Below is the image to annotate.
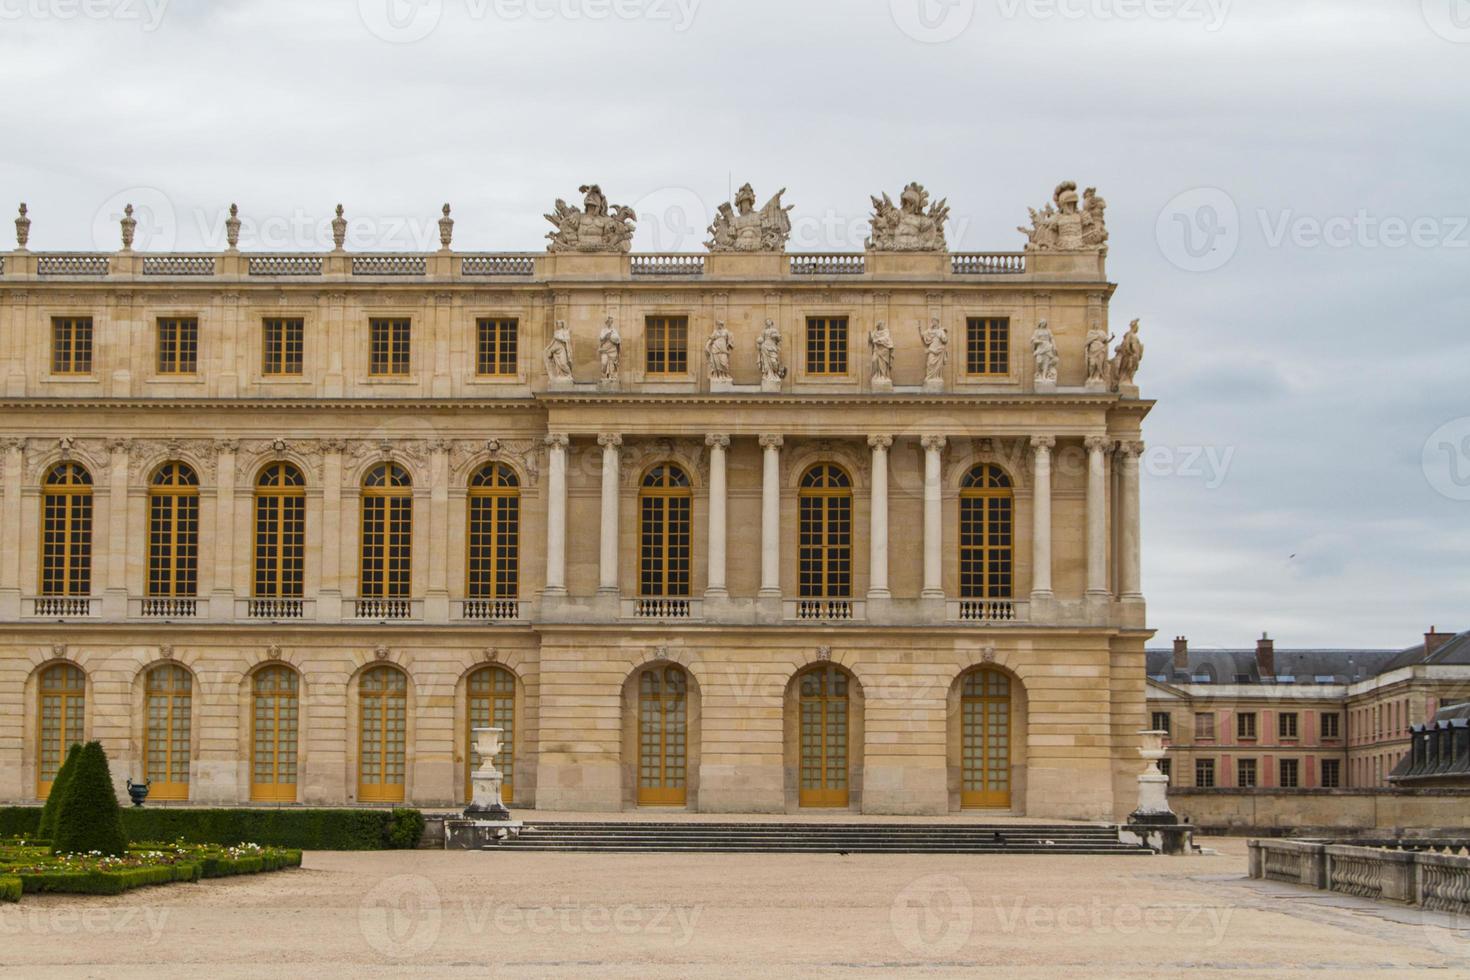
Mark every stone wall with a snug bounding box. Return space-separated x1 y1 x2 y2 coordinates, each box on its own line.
1169 787 1470 835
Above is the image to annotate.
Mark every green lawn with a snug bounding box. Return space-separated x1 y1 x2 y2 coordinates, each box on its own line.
0 839 302 899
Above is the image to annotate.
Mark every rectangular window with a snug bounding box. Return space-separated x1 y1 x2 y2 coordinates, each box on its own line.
1159 758 1171 782
1151 711 1171 737
156 317 199 374
1237 712 1257 740
263 318 304 376
1195 712 1216 740
1237 758 1258 787
51 317 93 375
644 316 689 376
1321 712 1341 739
1321 758 1341 788
476 318 518 377
369 318 412 376
805 316 848 375
965 317 1009 376
467 492 519 599
1195 758 1215 788
1279 758 1299 788
1279 712 1299 739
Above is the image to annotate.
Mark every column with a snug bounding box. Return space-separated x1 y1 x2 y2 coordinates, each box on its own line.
920 436 945 599
867 435 892 600
1085 435 1110 598
544 433 569 596
104 440 131 618
318 441 344 622
704 434 729 598
758 434 783 597
211 440 237 620
0 440 23 617
1119 440 1144 600
597 434 621 594
1030 436 1055 600
427 441 450 619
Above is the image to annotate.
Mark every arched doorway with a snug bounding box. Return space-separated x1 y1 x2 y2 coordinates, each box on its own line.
251 665 299 802
797 664 849 807
960 668 1013 808
143 663 192 801
37 663 85 798
637 665 688 806
466 666 515 804
358 665 408 803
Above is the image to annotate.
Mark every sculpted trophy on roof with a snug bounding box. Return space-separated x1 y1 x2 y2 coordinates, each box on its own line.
1017 181 1108 252
705 183 793 251
545 184 637 253
866 182 949 251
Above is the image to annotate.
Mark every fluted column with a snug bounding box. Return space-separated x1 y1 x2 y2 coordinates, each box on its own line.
758 434 783 597
1085 435 1110 598
318 440 343 622
1030 436 1055 600
597 433 622 594
867 435 892 599
705 434 729 598
211 440 237 620
1119 440 1144 600
544 434 569 596
0 439 24 617
920 436 945 599
427 440 450 619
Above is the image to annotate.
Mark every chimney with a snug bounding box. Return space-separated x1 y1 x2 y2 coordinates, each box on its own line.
1256 632 1275 680
1425 626 1453 659
1172 636 1189 673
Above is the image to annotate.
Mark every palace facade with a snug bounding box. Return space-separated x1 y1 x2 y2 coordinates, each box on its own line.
0 182 1152 819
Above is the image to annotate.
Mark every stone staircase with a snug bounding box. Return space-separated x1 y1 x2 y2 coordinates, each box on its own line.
481 821 1152 855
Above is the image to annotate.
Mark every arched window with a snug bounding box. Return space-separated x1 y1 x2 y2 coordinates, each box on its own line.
361 464 412 599
144 664 192 800
640 465 692 598
638 665 688 806
148 462 200 598
254 463 305 599
251 666 299 802
467 464 519 601
798 464 852 599
38 663 85 797
959 464 1013 599
41 463 92 597
960 668 1012 808
359 665 407 803
466 666 515 803
797 664 849 807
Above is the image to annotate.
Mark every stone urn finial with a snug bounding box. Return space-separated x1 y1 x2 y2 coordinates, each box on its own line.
225 203 241 250
15 202 30 250
438 203 454 250
331 203 347 251
120 203 137 251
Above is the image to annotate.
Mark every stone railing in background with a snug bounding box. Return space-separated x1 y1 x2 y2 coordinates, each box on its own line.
352 254 428 276
143 255 216 276
462 254 535 276
37 254 110 276
1249 839 1470 915
248 255 323 276
790 253 865 276
951 252 1026 275
630 253 704 276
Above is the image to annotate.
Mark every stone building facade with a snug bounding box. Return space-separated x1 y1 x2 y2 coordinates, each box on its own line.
0 183 1152 818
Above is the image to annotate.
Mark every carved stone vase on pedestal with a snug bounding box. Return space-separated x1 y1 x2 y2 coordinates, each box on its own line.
465 727 512 821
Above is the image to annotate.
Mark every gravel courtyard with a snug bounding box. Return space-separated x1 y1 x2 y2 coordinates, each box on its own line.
4 838 1467 978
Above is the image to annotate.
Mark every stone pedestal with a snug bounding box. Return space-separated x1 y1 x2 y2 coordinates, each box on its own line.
871 377 893 393
464 727 511 820
760 376 782 393
1116 383 1140 400
1131 729 1174 821
1035 379 1057 393
709 377 734 393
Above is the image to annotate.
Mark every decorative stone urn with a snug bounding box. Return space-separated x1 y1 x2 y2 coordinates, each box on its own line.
125 778 150 807
464 727 512 821
1131 729 1175 823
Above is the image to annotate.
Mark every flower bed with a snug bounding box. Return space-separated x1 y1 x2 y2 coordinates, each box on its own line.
0 840 302 900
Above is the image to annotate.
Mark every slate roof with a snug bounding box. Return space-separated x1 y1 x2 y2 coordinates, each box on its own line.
1144 631 1470 686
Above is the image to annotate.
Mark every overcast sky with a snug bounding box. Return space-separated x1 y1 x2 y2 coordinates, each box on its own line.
1 0 1465 648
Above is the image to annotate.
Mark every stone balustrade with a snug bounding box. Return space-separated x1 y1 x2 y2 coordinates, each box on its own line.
142 255 216 276
1249 838 1470 915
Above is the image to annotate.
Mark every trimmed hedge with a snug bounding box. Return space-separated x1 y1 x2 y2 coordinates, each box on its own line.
0 807 423 850
52 742 129 857
0 876 20 903
36 743 82 842
18 861 199 896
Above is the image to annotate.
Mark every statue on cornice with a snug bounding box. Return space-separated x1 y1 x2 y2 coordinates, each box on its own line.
598 316 621 382
1018 181 1108 252
1085 321 1114 389
756 319 786 390
1032 320 1059 387
869 320 895 385
706 320 735 382
919 317 948 387
545 184 637 253
866 182 949 252
544 320 573 382
1109 319 1144 391
706 183 793 252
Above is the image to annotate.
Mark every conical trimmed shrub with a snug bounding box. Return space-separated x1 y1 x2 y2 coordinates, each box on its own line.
51 741 129 857
36 742 83 842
